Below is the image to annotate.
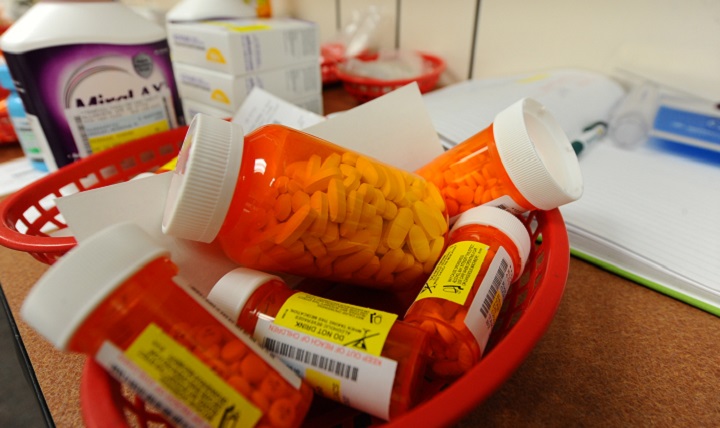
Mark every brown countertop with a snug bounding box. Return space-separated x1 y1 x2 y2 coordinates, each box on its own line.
1 86 719 427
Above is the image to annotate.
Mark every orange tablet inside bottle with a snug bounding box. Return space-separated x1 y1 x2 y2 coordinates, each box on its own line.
21 222 313 428
162 113 449 292
207 267 430 421
403 206 531 379
415 98 583 219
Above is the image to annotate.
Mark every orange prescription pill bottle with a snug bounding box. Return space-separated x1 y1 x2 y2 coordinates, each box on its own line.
162 113 449 291
207 268 430 421
416 98 583 219
403 205 530 379
21 222 313 428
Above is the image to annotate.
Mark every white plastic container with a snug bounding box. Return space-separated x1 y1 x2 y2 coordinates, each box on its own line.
166 0 258 22
0 0 185 170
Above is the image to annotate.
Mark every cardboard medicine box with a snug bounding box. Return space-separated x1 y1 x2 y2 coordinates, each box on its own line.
174 61 322 113
167 18 319 75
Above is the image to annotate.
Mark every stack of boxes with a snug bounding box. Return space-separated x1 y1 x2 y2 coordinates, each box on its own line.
166 18 323 120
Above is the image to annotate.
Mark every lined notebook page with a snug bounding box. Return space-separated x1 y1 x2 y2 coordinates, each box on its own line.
560 141 720 296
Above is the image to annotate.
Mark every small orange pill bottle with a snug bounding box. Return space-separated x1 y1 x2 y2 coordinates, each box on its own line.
21 222 313 428
416 97 583 219
403 205 530 379
163 113 448 291
207 267 430 420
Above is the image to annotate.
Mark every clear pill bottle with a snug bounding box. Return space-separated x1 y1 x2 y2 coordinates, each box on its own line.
207 267 430 420
416 98 583 219
163 113 449 291
21 222 313 428
403 205 530 379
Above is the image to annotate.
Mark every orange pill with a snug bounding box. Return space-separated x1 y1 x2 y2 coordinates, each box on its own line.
320 221 339 244
376 248 405 280
301 234 327 259
305 154 322 178
456 186 474 205
385 207 414 250
241 353 269 385
269 398 297 428
308 191 329 237
190 324 224 348
327 178 346 223
321 152 342 170
220 340 248 362
274 175 290 194
274 193 292 221
291 190 310 213
355 255 381 278
333 248 375 276
275 205 317 246
227 375 252 396
304 166 341 194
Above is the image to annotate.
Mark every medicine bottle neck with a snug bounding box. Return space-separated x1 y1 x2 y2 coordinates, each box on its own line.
235 279 297 333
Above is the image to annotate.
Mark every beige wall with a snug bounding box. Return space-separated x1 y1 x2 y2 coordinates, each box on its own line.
290 0 720 97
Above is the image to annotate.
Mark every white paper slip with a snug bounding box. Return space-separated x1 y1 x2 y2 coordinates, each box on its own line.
232 87 326 132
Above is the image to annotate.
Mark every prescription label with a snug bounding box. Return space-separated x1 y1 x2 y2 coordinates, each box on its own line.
255 317 397 420
464 246 514 349
274 292 397 356
415 241 488 306
117 323 262 428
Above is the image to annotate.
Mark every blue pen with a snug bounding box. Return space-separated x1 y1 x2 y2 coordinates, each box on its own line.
572 121 608 156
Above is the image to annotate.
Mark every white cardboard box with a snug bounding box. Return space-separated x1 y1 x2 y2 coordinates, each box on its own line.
167 18 319 75
174 61 322 112
181 92 324 120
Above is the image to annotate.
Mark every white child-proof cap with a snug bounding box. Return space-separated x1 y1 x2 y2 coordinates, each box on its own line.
451 205 532 274
207 268 282 323
162 114 245 243
493 98 583 210
21 222 169 350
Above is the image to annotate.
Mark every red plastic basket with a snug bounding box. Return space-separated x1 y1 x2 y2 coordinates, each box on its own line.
0 126 568 426
0 126 187 264
79 209 568 428
335 52 446 103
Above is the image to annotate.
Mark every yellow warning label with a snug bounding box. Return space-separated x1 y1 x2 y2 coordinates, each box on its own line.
88 120 169 153
273 293 397 356
306 368 342 402
205 21 271 33
415 241 488 305
125 324 262 427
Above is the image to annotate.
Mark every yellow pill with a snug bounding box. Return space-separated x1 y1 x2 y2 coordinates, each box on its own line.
341 164 361 192
356 183 373 203
375 248 405 280
275 205 317 246
333 249 375 276
320 221 339 244
327 178 346 223
381 200 398 220
359 202 377 225
321 152 342 170
380 168 398 201
412 200 441 239
395 262 424 285
305 154 322 179
301 235 327 259
326 239 363 257
340 190 363 237
284 161 306 178
356 156 379 187
407 224 431 262
309 191 329 237
430 205 449 235
291 190 310 213
373 162 388 188
385 207 414 250
274 193 292 222
424 237 445 272
370 188 386 215
392 170 408 202
396 252 415 272
341 151 358 166
355 256 381 279
304 167 341 194
315 252 335 270
426 183 446 212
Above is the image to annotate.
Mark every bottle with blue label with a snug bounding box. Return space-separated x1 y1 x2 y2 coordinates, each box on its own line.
0 59 47 171
0 0 185 170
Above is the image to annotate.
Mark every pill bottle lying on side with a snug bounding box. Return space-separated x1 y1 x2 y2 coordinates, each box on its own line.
21 222 313 428
162 113 449 291
415 97 583 219
404 206 530 379
207 267 430 421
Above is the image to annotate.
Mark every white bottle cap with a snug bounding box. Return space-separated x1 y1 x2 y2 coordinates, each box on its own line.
21 222 169 350
162 114 245 243
166 0 256 22
451 205 531 274
493 98 583 210
207 268 282 323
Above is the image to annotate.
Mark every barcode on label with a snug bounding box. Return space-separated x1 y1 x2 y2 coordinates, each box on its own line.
480 259 509 317
264 338 359 381
109 363 193 428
